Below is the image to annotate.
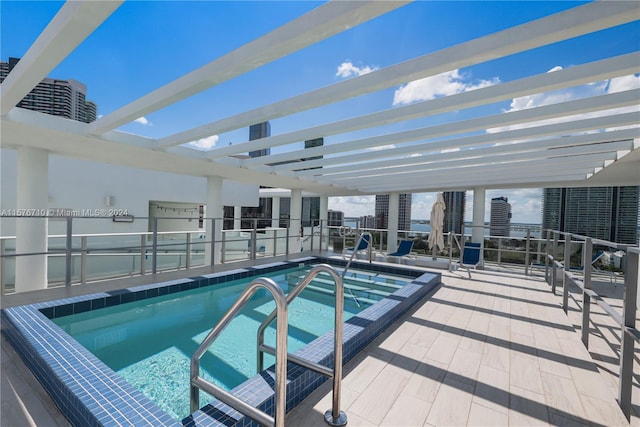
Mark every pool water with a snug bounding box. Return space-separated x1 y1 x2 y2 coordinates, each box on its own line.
52 266 412 420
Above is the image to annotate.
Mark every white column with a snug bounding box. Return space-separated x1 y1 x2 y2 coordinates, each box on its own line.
271 196 280 228
290 189 302 252
319 196 328 224
319 196 328 251
472 187 486 268
205 176 223 266
15 147 49 292
387 193 399 253
234 205 242 230
472 187 486 244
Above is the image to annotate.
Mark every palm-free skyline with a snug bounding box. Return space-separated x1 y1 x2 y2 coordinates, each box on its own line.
2 1 638 224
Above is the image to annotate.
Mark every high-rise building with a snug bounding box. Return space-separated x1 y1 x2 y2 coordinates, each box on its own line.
248 122 271 158
375 194 412 231
1 57 97 123
328 210 344 227
490 197 512 237
542 186 639 244
443 191 466 234
360 215 376 229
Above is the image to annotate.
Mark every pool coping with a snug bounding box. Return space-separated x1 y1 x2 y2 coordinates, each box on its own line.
1 257 440 427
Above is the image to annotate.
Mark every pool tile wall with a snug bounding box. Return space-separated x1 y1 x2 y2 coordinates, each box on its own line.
1 257 440 427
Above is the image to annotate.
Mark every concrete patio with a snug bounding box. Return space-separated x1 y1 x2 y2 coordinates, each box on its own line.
1 261 637 426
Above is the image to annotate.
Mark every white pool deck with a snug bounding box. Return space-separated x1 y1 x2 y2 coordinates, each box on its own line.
1 254 638 426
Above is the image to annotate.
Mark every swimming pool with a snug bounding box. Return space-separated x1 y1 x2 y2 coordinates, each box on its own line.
1 257 440 426
51 265 410 420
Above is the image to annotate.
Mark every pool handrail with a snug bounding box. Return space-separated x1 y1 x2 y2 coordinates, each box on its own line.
257 263 348 427
190 277 288 427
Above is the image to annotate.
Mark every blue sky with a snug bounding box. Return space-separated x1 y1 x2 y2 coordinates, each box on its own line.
2 1 638 223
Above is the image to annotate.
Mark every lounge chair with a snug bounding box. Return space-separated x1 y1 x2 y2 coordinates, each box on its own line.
459 242 482 278
343 233 371 259
386 239 415 263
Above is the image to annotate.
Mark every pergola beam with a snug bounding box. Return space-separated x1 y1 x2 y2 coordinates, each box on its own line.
157 1 639 151
88 0 410 135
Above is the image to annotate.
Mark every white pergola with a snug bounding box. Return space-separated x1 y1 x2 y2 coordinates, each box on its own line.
1 0 638 197
1 0 639 293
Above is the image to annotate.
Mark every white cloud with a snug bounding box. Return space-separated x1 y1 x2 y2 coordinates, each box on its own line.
370 144 396 151
607 74 640 93
186 135 219 151
328 196 376 217
393 70 499 106
134 116 150 125
488 68 640 134
336 61 376 78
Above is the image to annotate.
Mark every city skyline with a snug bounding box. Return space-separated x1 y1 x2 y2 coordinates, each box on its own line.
2 2 638 224
329 188 543 224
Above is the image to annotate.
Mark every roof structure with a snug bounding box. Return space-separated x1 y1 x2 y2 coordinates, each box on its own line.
1 1 638 196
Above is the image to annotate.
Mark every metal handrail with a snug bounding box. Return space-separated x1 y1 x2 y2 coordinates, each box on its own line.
190 277 288 427
257 264 348 427
342 232 371 273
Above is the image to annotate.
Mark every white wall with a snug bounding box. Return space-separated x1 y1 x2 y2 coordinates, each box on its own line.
0 148 259 236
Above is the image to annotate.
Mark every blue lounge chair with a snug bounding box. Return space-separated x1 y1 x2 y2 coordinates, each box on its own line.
386 239 415 263
460 242 482 278
343 233 371 259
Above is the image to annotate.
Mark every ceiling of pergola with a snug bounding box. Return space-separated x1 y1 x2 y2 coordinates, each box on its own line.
1 1 638 196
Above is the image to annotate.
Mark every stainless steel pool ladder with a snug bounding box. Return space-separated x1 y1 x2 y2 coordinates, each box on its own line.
257 264 348 427
190 277 289 427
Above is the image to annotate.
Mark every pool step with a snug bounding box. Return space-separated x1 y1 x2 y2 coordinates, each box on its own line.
288 270 404 294
302 283 378 307
301 276 394 301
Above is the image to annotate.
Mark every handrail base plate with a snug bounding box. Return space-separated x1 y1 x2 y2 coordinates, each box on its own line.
324 410 348 427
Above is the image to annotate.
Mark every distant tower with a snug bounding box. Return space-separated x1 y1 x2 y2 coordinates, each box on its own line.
443 192 466 234
542 186 639 244
375 194 412 231
328 210 344 227
0 57 97 123
490 197 512 237
248 122 271 158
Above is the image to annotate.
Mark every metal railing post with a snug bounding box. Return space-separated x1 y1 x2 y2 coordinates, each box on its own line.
525 229 531 276
140 235 146 275
319 220 323 252
552 232 559 294
619 248 639 421
581 237 593 348
65 216 73 286
310 224 315 252
254 219 260 260
186 233 192 269
497 238 502 266
562 233 571 313
0 239 5 295
285 226 290 255
81 236 87 284
210 218 216 266
152 217 158 274
544 230 550 284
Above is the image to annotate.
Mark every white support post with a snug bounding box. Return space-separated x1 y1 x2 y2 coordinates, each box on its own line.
15 147 49 292
205 176 223 266
387 193 399 254
272 196 280 228
472 187 486 267
234 205 242 230
319 196 328 252
290 189 302 253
